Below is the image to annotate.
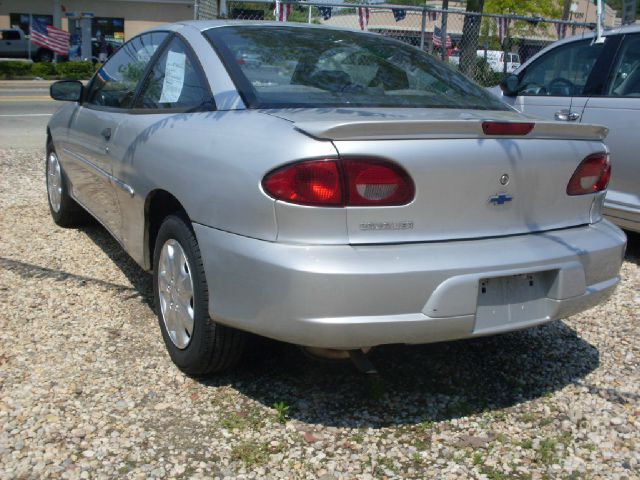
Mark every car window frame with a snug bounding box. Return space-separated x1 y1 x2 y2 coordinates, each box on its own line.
81 31 216 114
82 30 172 113
204 25 510 111
515 35 621 98
129 32 216 114
601 33 640 98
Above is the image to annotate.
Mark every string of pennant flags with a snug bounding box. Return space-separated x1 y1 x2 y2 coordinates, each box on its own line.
273 1 441 32
273 1 573 40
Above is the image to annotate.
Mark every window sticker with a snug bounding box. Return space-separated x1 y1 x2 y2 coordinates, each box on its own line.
159 50 186 103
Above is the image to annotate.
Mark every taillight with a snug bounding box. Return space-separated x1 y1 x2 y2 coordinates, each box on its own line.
262 159 342 206
344 159 414 206
482 122 534 136
567 152 611 196
262 158 414 207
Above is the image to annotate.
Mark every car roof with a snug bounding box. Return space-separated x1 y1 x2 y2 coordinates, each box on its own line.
546 22 640 48
514 23 640 73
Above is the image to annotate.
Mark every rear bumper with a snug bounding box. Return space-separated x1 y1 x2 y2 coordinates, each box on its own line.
193 221 626 349
604 201 640 233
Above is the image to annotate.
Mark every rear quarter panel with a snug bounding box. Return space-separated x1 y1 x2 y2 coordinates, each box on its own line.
109 110 338 267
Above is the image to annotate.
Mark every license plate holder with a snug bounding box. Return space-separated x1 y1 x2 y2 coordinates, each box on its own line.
474 271 555 333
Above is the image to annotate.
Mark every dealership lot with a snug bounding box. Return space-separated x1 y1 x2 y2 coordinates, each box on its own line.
0 85 638 478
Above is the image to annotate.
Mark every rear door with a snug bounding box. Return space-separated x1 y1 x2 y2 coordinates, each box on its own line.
581 33 640 225
506 38 610 122
63 31 168 238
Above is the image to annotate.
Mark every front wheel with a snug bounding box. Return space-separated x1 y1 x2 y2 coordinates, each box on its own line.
153 214 247 375
46 141 85 227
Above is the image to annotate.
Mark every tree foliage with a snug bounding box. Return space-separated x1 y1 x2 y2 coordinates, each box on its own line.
484 0 562 17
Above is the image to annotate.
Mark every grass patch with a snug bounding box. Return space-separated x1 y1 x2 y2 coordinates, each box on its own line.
520 412 536 423
538 437 558 465
519 439 533 449
231 441 284 467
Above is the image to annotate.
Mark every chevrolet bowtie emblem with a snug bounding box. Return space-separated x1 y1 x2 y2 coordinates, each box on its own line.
489 193 513 205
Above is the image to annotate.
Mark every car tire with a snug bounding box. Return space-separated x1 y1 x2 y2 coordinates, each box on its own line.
46 140 86 227
153 214 247 375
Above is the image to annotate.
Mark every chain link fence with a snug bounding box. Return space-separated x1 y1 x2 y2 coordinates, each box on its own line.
222 1 599 86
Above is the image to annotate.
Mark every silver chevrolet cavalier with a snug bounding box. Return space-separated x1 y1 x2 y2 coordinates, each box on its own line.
46 21 626 375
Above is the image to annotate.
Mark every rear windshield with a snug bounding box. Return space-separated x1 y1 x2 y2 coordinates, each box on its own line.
205 26 509 110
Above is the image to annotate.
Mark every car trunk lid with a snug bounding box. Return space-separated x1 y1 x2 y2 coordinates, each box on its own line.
264 108 608 244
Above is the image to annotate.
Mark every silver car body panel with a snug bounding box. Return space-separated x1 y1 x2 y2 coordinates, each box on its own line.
490 25 640 232
581 97 640 231
194 220 625 349
47 21 627 349
276 108 608 141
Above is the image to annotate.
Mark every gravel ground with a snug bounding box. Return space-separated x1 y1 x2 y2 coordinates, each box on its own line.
0 147 638 480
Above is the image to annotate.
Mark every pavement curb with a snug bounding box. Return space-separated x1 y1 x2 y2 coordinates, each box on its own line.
0 80 56 88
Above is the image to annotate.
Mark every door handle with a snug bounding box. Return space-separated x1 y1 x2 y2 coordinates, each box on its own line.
101 127 112 141
554 110 581 122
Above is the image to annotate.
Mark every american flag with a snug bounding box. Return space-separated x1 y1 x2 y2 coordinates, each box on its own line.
274 1 292 21
318 6 332 20
357 7 370 31
30 18 69 55
555 22 567 39
496 17 510 44
392 8 406 22
433 25 452 48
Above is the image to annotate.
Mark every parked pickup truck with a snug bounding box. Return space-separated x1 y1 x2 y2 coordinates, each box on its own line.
477 49 521 73
1 28 55 62
448 50 521 74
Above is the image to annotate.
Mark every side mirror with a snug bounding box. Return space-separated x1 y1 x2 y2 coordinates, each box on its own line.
500 74 520 97
50 80 83 102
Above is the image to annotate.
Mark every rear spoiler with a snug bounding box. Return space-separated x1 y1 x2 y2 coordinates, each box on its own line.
294 120 608 142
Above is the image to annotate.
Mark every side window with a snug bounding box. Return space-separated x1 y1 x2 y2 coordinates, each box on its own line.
518 40 603 97
86 31 167 108
2 30 21 40
607 35 640 97
136 36 211 109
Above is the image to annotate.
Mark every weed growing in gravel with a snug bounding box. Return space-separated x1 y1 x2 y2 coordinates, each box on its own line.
519 439 533 449
231 441 270 467
351 432 365 443
472 452 484 466
520 412 536 423
481 467 509 480
375 456 399 475
538 437 558 465
538 417 554 427
272 401 290 424
231 441 285 467
413 438 430 451
418 420 436 432
557 431 573 446
221 412 259 431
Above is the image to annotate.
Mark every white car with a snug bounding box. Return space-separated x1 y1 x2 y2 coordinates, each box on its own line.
491 25 640 233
